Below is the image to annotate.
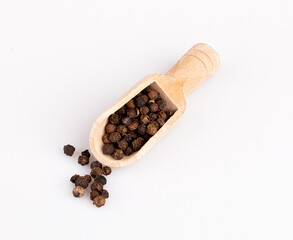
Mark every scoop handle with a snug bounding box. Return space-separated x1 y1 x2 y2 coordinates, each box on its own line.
166 43 220 97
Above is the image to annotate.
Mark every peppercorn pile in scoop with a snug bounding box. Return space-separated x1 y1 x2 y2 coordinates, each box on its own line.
64 145 111 208
102 86 174 160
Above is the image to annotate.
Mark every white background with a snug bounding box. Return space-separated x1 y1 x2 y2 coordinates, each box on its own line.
0 0 292 239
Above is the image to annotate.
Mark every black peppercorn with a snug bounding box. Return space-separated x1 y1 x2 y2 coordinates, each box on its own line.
108 132 121 143
102 144 115 155
132 137 145 151
117 139 128 151
149 113 157 120
102 133 111 144
112 149 124 160
128 120 139 131
127 108 137 119
125 131 137 142
157 111 167 120
152 120 160 129
135 94 148 107
90 190 100 200
105 123 116 133
75 176 89 189
91 181 103 192
90 160 102 169
102 166 112 176
116 125 128 136
137 125 146 135
140 105 149 115
96 175 107 185
93 195 106 207
78 155 89 166
156 98 166 110
70 174 80 183
140 115 150 125
81 149 91 158
73 186 85 198
108 113 120 125
122 117 132 126
101 189 109 199
157 117 165 127
90 167 103 178
116 105 127 116
149 102 159 112
148 90 159 100
84 174 92 183
126 99 136 109
124 147 133 156
146 123 158 135
63 144 75 156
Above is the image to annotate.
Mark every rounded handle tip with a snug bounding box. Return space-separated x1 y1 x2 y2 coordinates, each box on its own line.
166 43 220 96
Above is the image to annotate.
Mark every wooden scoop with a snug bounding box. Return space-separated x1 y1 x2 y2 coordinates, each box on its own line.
89 43 220 168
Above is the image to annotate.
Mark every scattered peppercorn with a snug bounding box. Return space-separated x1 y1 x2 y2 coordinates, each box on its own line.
73 186 85 198
90 160 102 169
90 190 100 200
75 176 89 189
81 149 91 158
63 144 75 156
78 155 89 166
70 174 80 183
102 166 112 176
101 85 175 159
91 181 103 192
93 195 106 208
90 167 103 178
96 175 107 185
84 175 92 183
101 189 109 198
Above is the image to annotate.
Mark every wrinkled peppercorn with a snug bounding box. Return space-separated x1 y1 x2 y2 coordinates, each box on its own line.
148 89 159 100
93 195 106 208
81 149 91 158
75 176 89 189
149 102 159 112
132 137 145 151
63 144 75 156
78 155 89 166
135 94 148 107
122 117 132 126
149 112 157 120
90 160 102 169
128 120 139 131
109 113 120 125
125 131 137 142
90 190 100 200
127 108 137 119
157 98 166 110
146 123 158 135
102 166 112 176
73 186 85 198
91 181 103 192
126 99 136 109
84 175 92 183
102 144 115 155
116 105 127 116
140 115 150 125
90 167 103 178
157 111 167 120
117 139 128 151
101 189 109 198
70 174 80 183
152 121 160 129
124 147 133 156
140 106 149 115
116 125 128 136
137 125 146 135
96 175 107 185
112 149 124 160
157 117 165 127
102 133 111 144
108 132 121 143
105 123 116 133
